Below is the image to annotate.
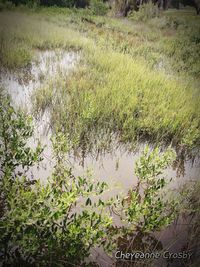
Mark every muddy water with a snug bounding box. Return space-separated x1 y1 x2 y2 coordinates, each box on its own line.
0 49 79 180
1 49 199 188
1 49 199 267
1 50 78 108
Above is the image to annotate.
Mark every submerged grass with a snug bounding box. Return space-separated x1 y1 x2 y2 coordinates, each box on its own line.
0 7 200 155
33 47 200 155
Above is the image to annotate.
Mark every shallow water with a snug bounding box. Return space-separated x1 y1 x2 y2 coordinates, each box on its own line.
1 49 199 186
0 50 78 108
1 49 199 267
0 49 79 181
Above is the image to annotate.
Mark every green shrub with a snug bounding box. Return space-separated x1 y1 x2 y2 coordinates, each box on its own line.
26 0 40 8
0 94 43 175
89 0 108 15
110 146 178 261
0 95 180 266
121 146 177 232
129 2 159 22
0 95 114 266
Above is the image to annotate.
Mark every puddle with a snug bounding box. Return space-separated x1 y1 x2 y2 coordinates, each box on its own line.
0 49 80 181
0 50 78 109
71 148 199 197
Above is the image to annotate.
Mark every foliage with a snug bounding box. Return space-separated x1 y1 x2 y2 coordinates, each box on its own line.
109 146 178 266
0 96 114 266
0 1 14 10
4 0 89 8
26 0 40 8
40 0 75 8
0 92 43 176
129 2 159 21
89 0 108 15
179 0 200 15
121 146 177 232
114 0 136 16
0 6 199 267
0 97 184 266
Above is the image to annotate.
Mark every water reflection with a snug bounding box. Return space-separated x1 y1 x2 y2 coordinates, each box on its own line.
0 50 79 109
0 49 79 182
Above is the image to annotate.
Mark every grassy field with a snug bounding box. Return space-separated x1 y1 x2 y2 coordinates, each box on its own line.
0 6 200 156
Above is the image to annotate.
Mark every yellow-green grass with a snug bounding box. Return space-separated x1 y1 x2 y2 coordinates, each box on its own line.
33 46 200 154
0 8 200 155
0 11 92 69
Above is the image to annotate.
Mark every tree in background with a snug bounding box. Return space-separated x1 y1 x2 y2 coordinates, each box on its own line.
171 0 200 14
184 0 200 14
114 0 168 17
114 0 136 16
138 0 169 10
7 0 90 8
115 0 200 16
3 0 200 14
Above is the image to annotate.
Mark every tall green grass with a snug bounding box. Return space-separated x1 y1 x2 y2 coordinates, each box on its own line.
0 8 200 155
33 46 200 154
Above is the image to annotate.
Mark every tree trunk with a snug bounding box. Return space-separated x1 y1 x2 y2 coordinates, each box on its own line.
163 0 169 9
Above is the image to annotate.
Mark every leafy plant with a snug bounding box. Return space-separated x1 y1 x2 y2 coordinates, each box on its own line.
0 92 43 176
108 146 178 266
120 146 177 232
0 96 114 266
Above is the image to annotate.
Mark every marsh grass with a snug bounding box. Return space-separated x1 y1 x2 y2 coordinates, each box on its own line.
0 7 200 156
44 50 200 152
0 11 91 70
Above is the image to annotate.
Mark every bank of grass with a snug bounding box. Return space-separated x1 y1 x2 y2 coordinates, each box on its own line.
0 7 200 154
0 10 91 69
33 47 200 154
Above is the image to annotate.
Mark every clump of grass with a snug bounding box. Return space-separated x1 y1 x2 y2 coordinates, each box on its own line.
33 46 200 155
163 26 200 77
1 8 199 80
129 2 160 22
0 31 32 70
